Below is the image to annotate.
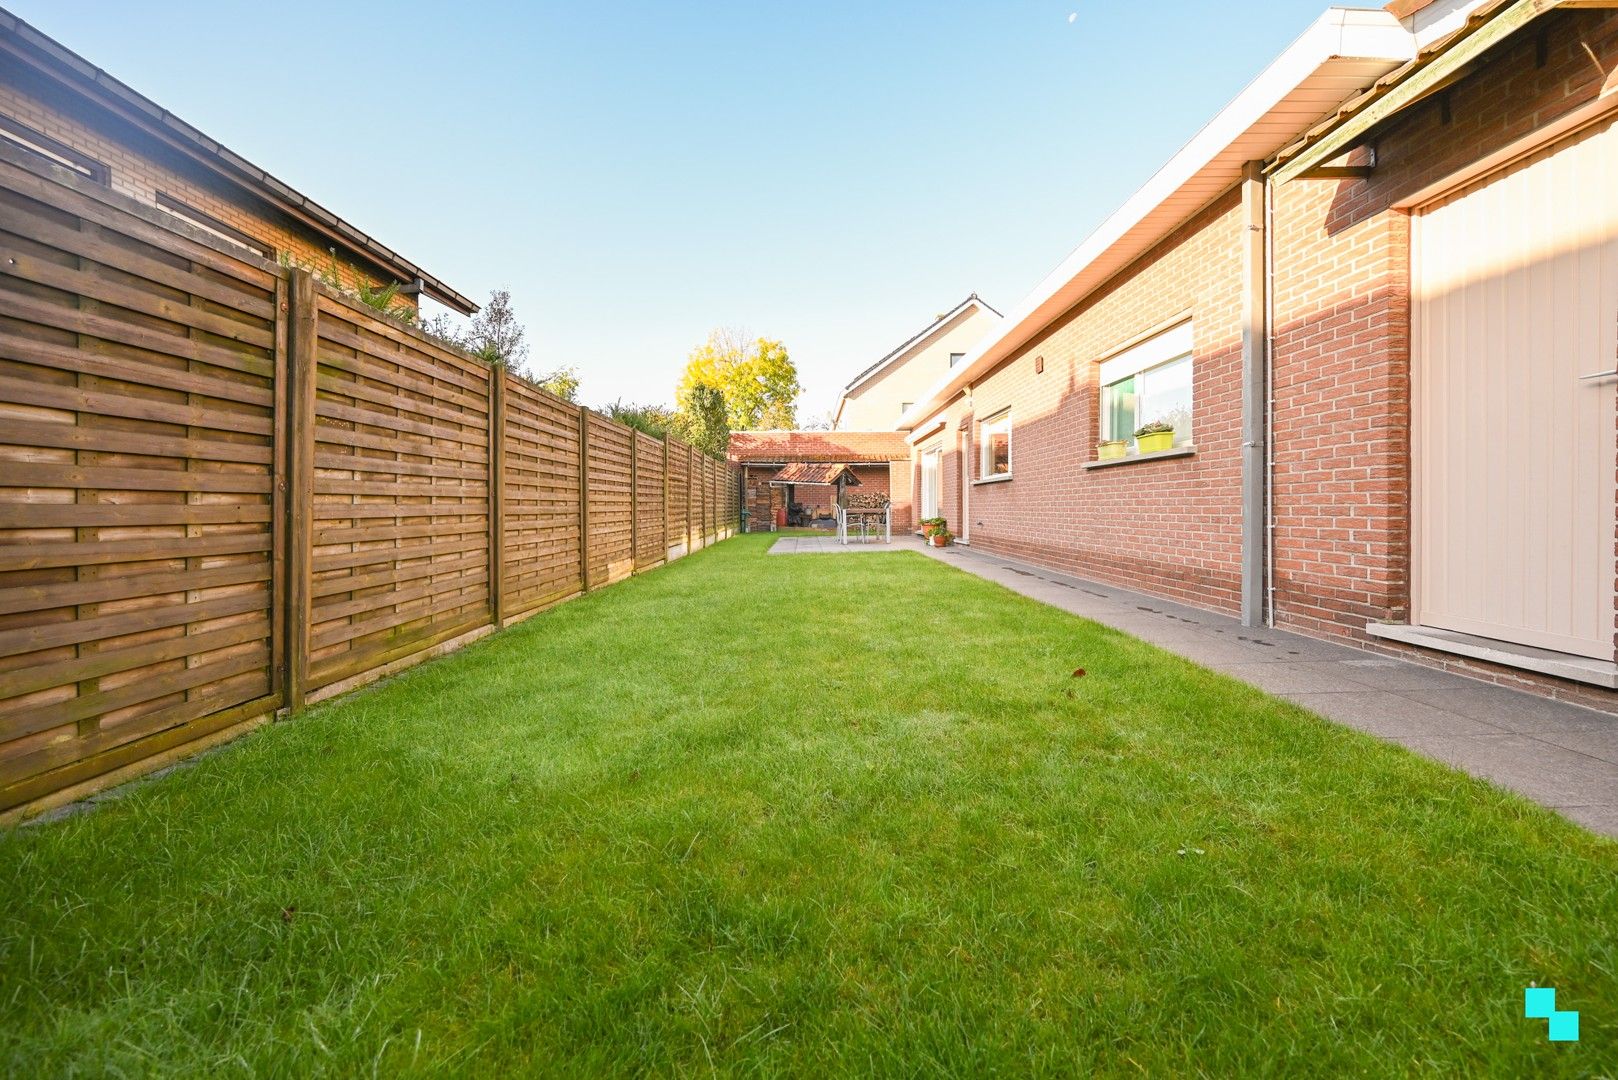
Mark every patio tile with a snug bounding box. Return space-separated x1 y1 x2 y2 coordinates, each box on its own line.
1557 804 1618 834
1285 691 1507 738
1396 734 1618 808
1404 687 1618 734
1530 729 1618 767
1215 662 1377 695
1331 659 1478 691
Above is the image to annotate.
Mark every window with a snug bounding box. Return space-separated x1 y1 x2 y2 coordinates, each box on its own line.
979 411 1011 479
1098 322 1193 453
949 352 966 368
155 192 274 259
0 115 109 185
900 401 913 417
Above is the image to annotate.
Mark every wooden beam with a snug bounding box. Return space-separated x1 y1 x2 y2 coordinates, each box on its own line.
1275 0 1560 185
629 431 639 573
487 371 506 626
283 269 317 712
578 407 591 592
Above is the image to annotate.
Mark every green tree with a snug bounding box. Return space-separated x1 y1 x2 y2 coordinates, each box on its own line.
676 329 800 431
605 399 677 439
673 384 730 457
532 366 580 403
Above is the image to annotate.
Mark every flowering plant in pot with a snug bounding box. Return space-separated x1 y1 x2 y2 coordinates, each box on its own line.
1133 420 1175 454
929 529 954 548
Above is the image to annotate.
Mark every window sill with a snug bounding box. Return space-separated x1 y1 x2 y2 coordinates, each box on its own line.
1082 444 1196 470
972 473 1013 486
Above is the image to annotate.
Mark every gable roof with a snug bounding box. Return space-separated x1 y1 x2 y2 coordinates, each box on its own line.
898 6 1418 430
839 293 1000 398
728 431 910 464
767 462 863 486
0 7 478 314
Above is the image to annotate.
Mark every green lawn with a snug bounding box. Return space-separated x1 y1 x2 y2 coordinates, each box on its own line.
3 534 1615 1076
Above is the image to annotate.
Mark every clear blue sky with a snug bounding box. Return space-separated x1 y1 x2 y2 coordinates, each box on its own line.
17 1 1341 420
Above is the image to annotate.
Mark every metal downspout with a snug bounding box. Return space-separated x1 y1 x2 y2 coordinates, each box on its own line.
1264 169 1277 628
1240 161 1269 627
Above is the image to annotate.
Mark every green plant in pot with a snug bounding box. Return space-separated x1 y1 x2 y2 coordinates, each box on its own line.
1134 420 1175 454
921 516 947 538
929 529 954 548
1097 439 1127 460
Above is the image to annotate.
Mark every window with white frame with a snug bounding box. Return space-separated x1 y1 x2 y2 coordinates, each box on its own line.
949 352 965 368
1098 322 1193 452
979 410 1011 478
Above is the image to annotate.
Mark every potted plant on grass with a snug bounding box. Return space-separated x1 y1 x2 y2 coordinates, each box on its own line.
929 529 954 548
1133 420 1175 455
1097 439 1127 460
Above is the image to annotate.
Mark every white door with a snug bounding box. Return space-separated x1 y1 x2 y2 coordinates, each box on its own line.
1413 117 1618 660
920 447 941 521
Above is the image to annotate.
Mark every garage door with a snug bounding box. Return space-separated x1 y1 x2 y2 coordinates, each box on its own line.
1413 117 1618 661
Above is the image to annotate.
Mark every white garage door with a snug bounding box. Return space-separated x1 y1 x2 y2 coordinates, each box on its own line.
1413 116 1618 661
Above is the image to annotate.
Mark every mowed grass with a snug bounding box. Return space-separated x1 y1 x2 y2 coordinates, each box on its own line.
3 535 1616 1076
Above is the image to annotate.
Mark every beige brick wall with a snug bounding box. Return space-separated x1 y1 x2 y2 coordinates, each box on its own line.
0 76 408 304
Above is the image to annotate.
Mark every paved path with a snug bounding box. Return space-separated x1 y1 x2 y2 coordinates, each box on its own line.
774 533 1618 837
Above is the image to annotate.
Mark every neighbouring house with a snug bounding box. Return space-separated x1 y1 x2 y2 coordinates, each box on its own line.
0 7 475 315
899 0 1618 711
833 294 1002 430
730 431 912 532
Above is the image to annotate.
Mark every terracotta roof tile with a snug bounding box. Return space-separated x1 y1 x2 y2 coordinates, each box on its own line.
728 431 909 464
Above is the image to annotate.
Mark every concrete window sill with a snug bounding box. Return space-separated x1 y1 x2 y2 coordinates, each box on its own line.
972 474 1013 486
1082 445 1197 470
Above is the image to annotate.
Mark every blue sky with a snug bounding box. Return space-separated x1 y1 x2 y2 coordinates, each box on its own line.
17 1 1339 420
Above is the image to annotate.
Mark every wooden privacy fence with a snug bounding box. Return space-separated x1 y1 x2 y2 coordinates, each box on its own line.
0 145 739 816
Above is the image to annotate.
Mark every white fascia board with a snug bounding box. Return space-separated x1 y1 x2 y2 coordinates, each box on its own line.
898 6 1415 431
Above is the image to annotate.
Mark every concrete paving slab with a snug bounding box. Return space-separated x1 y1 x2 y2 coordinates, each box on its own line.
1403 687 1618 734
1396 734 1618 809
1285 691 1508 738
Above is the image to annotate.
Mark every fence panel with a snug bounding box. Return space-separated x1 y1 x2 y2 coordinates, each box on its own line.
0 149 739 816
633 431 665 568
0 150 282 808
666 438 690 556
585 411 633 586
302 289 491 693
501 376 582 617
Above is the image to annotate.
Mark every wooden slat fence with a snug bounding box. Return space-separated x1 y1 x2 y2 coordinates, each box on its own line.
0 145 740 816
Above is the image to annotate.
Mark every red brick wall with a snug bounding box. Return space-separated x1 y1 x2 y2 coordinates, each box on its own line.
915 190 1249 612
1268 9 1618 709
916 10 1618 709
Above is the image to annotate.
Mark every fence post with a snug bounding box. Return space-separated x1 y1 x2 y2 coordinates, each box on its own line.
630 433 639 574
686 442 694 554
488 370 506 627
283 268 316 712
662 438 670 560
579 407 591 592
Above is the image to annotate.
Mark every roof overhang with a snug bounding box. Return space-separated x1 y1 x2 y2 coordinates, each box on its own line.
1274 0 1618 183
898 7 1415 431
0 8 478 314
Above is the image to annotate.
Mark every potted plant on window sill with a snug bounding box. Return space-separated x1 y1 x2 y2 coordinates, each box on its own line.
1097 439 1127 460
1134 421 1175 455
929 529 954 548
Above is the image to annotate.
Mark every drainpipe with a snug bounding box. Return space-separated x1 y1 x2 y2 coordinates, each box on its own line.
1239 161 1268 628
1263 165 1277 628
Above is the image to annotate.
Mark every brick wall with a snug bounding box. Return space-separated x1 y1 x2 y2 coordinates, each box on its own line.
912 10 1618 710
913 190 1249 613
1267 9 1618 708
0 67 406 303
